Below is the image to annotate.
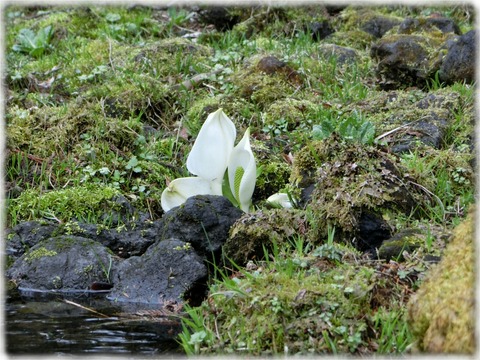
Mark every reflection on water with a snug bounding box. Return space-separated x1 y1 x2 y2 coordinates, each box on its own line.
5 289 183 355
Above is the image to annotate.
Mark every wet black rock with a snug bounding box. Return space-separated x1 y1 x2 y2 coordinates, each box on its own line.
7 236 115 292
439 30 476 84
158 195 243 258
6 221 57 258
71 222 160 258
107 238 208 305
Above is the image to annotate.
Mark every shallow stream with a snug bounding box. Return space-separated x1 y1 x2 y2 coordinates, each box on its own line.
5 289 183 355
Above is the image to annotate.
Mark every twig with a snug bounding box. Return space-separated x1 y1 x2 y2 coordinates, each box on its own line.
408 180 446 222
374 116 429 143
63 299 110 318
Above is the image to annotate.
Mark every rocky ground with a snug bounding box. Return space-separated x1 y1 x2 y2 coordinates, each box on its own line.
4 4 476 356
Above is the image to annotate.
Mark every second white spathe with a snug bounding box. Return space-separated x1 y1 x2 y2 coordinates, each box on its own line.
228 128 256 213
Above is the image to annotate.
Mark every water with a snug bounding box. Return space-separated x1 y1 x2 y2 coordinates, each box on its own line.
4 289 184 355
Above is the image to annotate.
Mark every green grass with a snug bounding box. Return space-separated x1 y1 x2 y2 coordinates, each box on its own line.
178 239 417 355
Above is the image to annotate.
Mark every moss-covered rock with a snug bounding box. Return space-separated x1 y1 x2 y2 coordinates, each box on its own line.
407 207 475 353
377 228 423 261
224 208 308 266
230 54 302 110
292 135 428 246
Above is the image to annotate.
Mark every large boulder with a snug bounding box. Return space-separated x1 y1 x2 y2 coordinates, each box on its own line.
158 195 243 258
107 238 208 305
439 30 476 84
408 207 475 353
7 236 115 292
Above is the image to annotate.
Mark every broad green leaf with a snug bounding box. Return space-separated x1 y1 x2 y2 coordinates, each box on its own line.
312 120 334 140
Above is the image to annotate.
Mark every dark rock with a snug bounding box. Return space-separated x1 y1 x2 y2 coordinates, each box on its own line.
371 35 436 89
398 17 461 35
198 7 240 31
355 210 392 253
107 238 207 305
377 228 423 261
158 195 243 258
390 116 447 154
257 55 288 74
7 236 115 292
308 20 334 41
439 30 476 84
6 221 57 258
100 194 149 225
317 44 359 65
256 55 302 84
361 15 401 38
62 221 160 258
389 92 459 153
325 5 347 16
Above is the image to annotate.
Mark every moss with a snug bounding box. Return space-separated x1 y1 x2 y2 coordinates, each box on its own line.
324 30 377 50
292 136 428 242
224 208 308 266
189 242 410 355
263 98 317 129
408 207 475 353
9 184 120 225
24 246 58 263
230 54 301 110
336 6 403 33
185 97 222 135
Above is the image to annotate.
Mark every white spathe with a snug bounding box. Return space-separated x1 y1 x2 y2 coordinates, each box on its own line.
228 128 256 213
266 193 293 209
160 177 213 212
161 109 257 213
186 108 236 195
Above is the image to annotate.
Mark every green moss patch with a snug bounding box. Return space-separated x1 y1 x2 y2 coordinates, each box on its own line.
9 184 120 225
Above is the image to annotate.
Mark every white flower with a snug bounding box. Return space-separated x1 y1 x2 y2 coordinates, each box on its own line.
228 128 256 212
186 108 236 195
160 109 257 213
160 177 213 212
266 193 293 209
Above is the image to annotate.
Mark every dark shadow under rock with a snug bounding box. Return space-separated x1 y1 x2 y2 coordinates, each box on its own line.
107 238 208 305
7 235 115 292
355 210 392 253
158 195 243 258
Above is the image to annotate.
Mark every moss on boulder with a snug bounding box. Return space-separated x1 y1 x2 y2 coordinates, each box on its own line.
407 207 475 353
